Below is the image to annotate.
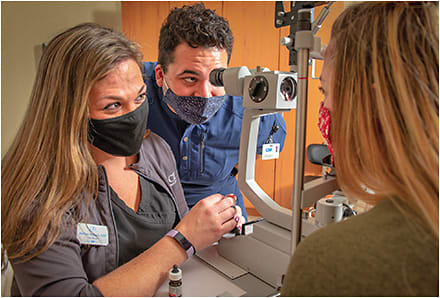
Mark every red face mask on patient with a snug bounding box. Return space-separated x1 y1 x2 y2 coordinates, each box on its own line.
318 101 334 165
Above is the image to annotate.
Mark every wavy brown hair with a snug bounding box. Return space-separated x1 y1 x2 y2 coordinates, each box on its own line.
1 23 142 262
330 2 438 237
158 3 234 73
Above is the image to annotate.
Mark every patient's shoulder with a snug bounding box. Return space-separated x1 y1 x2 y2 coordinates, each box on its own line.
281 199 438 296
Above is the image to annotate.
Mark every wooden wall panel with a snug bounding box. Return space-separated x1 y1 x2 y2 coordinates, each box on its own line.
121 1 170 62
225 1 280 70
121 1 344 215
172 1 223 14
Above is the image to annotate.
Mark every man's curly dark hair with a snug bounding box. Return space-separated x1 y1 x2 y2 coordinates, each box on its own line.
158 3 234 73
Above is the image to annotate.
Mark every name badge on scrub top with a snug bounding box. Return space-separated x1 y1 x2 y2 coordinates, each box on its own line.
77 223 109 246
262 143 280 160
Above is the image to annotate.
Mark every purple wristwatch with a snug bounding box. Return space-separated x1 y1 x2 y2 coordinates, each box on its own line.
166 229 195 258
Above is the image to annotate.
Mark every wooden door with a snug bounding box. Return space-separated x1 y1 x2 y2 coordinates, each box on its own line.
121 1 344 215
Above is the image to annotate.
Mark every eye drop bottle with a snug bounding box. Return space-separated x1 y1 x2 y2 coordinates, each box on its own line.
168 264 182 297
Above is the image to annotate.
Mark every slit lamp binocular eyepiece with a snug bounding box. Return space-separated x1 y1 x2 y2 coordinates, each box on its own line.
209 66 297 110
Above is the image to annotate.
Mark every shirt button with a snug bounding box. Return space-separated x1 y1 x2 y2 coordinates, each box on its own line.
182 156 188 161
183 137 188 142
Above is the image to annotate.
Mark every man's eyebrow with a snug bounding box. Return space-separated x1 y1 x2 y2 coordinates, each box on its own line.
177 70 200 76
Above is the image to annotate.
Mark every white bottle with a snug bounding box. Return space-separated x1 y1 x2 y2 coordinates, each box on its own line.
168 264 182 297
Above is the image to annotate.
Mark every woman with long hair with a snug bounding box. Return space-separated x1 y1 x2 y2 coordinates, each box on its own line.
282 2 438 296
2 23 244 296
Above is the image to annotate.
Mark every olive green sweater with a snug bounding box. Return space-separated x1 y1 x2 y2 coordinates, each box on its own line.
281 199 438 296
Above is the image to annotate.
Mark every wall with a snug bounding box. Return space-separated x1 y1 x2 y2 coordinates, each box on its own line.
121 1 344 214
1 1 122 157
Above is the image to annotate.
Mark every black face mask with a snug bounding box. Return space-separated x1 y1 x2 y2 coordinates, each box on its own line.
88 99 149 156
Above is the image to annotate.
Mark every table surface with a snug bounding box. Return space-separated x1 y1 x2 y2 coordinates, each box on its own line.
155 246 277 297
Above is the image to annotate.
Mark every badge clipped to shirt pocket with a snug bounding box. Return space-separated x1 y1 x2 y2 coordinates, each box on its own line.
262 143 280 160
77 223 109 246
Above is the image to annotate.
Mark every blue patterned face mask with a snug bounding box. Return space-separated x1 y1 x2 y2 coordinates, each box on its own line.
162 78 226 124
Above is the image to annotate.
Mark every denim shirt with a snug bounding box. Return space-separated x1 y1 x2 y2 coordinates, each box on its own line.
142 62 287 218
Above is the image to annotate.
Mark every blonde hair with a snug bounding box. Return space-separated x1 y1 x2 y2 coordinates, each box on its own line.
1 23 142 261
330 2 438 238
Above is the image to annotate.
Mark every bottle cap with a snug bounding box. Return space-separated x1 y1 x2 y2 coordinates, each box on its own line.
169 264 182 281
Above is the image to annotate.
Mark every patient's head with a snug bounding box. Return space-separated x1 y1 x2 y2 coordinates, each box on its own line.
325 2 438 236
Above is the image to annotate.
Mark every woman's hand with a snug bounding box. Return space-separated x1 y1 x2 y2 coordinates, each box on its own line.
224 194 245 234
174 194 244 252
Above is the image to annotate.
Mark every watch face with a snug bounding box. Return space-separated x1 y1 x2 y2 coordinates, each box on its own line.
175 232 192 251
167 229 195 256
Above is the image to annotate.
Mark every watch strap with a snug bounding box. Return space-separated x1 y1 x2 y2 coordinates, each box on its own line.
166 229 195 258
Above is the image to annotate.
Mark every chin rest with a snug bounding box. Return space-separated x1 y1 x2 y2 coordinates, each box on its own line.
307 144 332 167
